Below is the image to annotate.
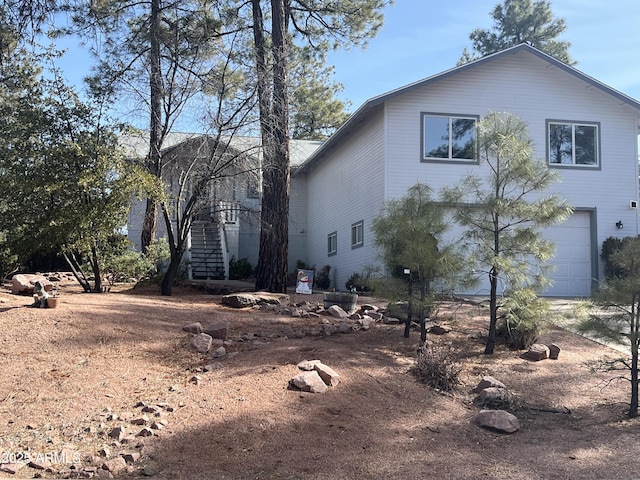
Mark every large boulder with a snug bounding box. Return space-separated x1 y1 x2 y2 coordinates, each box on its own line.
221 292 290 308
11 274 53 296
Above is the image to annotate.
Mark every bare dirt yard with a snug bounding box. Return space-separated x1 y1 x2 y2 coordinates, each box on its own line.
0 279 637 480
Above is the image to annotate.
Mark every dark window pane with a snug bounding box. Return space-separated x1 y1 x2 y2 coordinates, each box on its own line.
575 125 597 165
424 116 449 158
451 118 476 159
549 123 572 164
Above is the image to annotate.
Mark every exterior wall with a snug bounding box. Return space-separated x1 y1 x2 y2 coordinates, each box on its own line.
305 48 639 296
288 174 308 271
303 107 387 291
381 51 639 293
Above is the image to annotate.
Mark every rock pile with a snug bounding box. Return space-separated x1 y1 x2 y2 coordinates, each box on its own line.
289 360 341 394
0 400 175 478
472 376 520 434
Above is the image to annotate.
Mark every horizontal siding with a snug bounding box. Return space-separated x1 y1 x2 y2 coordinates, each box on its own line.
289 176 308 269
382 50 639 287
304 108 386 290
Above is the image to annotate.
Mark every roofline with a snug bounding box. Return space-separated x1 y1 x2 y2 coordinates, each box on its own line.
296 43 640 174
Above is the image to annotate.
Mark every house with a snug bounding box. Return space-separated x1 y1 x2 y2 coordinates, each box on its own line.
127 43 640 298
294 43 640 298
124 131 322 280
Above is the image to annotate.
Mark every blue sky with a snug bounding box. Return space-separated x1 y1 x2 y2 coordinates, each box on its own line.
326 0 640 111
55 0 640 116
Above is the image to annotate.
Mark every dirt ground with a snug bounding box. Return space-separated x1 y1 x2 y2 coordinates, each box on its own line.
0 279 637 480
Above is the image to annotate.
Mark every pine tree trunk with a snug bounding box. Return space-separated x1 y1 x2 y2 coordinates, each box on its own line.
253 0 290 293
141 199 157 253
630 348 638 418
141 0 163 252
485 267 499 354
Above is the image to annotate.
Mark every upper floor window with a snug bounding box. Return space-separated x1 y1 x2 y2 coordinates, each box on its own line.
548 121 599 167
327 231 337 256
351 221 364 249
422 113 478 162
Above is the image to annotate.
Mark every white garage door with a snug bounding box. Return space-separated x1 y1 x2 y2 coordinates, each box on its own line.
541 212 592 297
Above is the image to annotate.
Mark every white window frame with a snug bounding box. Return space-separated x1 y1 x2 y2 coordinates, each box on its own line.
547 120 600 168
351 221 364 249
327 231 337 256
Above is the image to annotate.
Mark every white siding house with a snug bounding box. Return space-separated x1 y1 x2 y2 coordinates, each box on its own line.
295 44 640 297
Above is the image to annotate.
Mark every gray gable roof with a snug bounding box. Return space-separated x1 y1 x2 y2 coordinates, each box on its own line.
120 131 323 168
296 43 640 175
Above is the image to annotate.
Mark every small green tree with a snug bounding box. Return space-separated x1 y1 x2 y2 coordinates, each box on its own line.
459 0 575 65
442 112 572 354
576 237 640 418
372 183 469 342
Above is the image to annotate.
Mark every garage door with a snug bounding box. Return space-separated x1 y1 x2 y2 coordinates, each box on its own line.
541 212 592 297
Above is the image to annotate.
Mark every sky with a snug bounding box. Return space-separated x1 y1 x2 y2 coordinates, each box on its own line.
54 0 640 118
324 0 640 111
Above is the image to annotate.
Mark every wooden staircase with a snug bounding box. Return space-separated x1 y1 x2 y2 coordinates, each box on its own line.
190 222 226 280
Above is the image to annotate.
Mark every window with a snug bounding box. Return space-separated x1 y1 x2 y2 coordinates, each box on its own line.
422 113 478 162
246 178 260 199
351 221 363 249
548 121 599 167
327 231 337 256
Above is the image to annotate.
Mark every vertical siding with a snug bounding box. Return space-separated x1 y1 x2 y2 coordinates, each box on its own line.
304 108 387 290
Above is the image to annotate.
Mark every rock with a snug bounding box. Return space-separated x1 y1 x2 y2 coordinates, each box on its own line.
203 362 223 372
98 446 112 457
210 346 226 358
326 305 349 319
141 463 160 476
11 274 53 295
182 322 203 334
337 323 353 333
428 324 452 335
476 409 520 433
367 311 384 321
472 376 507 393
476 387 512 408
121 452 141 464
137 427 154 437
524 343 550 361
131 416 149 426
108 426 126 441
289 371 329 393
203 322 229 340
359 304 379 313
548 343 561 360
221 292 289 308
314 362 340 386
358 316 376 329
383 317 401 325
189 333 213 354
297 360 322 371
103 457 128 474
0 463 26 474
